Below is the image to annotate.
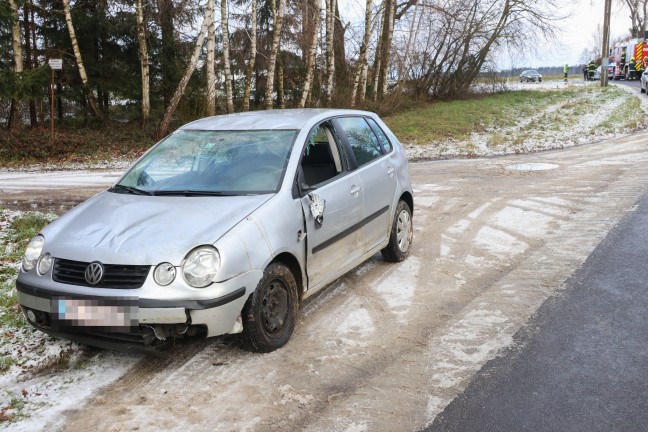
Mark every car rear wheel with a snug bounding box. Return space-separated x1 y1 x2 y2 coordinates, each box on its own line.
381 200 413 262
240 263 298 352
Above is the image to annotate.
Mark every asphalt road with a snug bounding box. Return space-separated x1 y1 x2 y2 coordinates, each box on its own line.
427 191 648 432
613 77 641 91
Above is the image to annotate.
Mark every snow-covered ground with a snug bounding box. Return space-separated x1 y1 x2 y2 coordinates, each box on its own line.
404 80 648 160
0 210 139 427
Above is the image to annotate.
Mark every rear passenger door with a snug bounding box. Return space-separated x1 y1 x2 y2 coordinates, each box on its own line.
335 116 398 253
299 121 364 289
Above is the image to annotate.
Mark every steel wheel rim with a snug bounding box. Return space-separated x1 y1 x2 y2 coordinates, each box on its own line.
261 279 289 336
396 209 412 253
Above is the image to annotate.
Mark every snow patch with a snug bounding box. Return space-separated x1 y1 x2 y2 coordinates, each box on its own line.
336 305 375 338
473 226 528 258
276 384 314 406
372 257 421 323
505 163 559 171
492 206 555 238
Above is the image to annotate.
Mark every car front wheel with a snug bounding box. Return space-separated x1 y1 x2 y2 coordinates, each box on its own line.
381 200 413 262
240 262 298 352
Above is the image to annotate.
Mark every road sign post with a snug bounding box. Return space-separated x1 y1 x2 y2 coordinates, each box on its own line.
48 59 62 143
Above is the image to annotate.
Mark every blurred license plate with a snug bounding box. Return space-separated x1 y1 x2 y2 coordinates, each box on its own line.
51 298 138 331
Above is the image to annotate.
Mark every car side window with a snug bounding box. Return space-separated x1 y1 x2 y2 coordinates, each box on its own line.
337 117 383 166
366 118 393 153
300 122 347 187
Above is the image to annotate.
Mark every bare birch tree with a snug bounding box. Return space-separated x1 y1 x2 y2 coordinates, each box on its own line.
135 0 151 126
221 0 234 112
157 9 214 138
242 0 257 112
299 0 321 108
206 0 217 116
324 0 336 104
351 0 377 106
264 0 286 109
62 0 102 118
8 0 23 130
376 0 394 98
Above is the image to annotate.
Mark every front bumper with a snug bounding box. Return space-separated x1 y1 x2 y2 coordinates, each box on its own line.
16 269 262 349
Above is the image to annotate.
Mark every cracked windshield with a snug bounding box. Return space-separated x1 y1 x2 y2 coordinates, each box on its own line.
118 129 297 195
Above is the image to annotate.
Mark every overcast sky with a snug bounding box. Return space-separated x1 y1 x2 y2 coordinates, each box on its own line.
501 0 633 68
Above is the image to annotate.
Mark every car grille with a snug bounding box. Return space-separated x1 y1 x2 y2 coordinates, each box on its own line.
52 259 150 289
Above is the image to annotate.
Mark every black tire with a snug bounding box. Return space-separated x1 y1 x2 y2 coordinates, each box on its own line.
381 200 413 262
240 263 298 352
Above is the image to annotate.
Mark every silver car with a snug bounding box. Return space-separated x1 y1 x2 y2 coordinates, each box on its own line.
641 69 648 93
17 109 414 353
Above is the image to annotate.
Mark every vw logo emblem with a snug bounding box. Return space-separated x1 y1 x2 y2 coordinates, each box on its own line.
85 262 104 286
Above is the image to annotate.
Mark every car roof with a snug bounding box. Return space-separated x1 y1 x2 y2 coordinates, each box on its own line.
180 109 376 131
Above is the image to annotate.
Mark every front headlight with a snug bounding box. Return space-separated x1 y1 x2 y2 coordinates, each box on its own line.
37 253 53 275
22 235 45 272
154 262 176 286
182 246 220 288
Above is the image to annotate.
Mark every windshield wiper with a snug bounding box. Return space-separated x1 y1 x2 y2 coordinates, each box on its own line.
110 184 153 196
152 190 238 196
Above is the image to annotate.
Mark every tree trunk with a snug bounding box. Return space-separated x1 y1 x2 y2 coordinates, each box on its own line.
264 0 285 109
8 0 23 130
377 0 395 98
242 0 257 111
206 0 217 116
62 0 102 119
351 0 374 106
278 56 285 108
371 1 385 101
23 1 38 127
298 0 321 108
158 0 179 107
221 0 234 113
325 0 336 104
135 0 151 126
333 0 347 92
156 10 213 139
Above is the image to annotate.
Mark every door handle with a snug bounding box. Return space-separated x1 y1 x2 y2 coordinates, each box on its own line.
387 167 395 176
350 185 361 195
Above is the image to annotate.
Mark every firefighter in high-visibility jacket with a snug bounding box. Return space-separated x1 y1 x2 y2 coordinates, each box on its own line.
588 60 596 80
621 50 626 70
563 63 569 81
629 57 636 80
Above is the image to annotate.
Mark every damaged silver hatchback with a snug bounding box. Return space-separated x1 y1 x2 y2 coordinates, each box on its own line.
16 109 413 353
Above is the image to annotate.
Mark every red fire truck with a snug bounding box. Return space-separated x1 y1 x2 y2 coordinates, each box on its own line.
610 38 648 80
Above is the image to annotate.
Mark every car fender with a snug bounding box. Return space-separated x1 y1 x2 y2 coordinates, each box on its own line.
214 192 306 290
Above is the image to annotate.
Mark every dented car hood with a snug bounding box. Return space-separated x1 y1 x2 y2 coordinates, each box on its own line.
41 191 272 265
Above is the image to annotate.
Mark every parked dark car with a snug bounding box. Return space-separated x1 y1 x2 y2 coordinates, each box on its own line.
519 70 543 83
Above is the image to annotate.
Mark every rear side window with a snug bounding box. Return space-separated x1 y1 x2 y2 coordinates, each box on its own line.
337 117 383 166
366 118 393 153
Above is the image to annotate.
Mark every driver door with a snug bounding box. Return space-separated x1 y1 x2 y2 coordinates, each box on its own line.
299 121 364 289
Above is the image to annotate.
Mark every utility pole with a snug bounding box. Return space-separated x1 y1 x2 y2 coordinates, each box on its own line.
601 0 612 86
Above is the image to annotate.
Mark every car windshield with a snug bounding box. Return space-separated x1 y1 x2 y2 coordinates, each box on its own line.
115 129 298 195
528 70 539 75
